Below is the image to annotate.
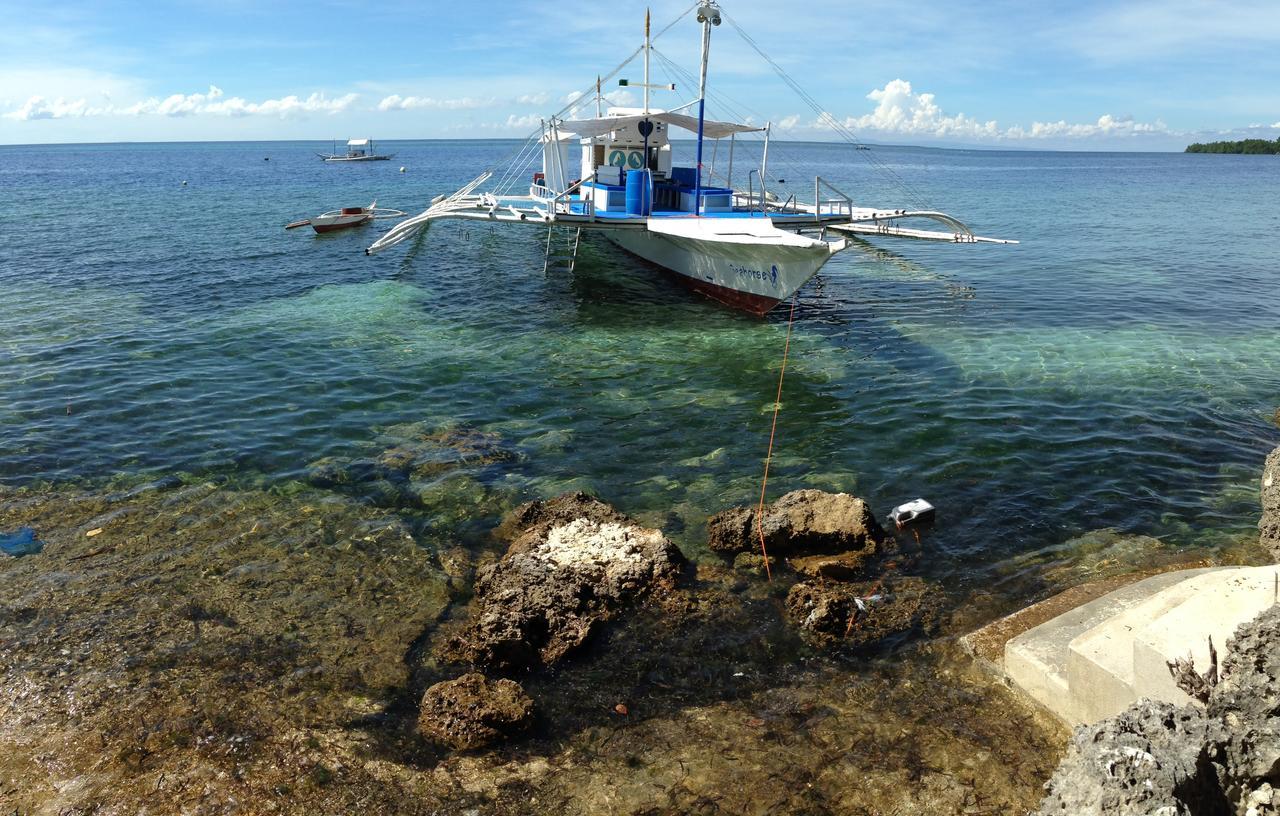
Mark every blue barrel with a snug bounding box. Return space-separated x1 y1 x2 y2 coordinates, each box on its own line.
625 169 652 216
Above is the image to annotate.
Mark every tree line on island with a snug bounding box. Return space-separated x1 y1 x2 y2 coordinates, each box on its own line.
1185 137 1280 154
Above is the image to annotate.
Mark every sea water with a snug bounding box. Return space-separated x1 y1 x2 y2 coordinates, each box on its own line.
2 139 1278 602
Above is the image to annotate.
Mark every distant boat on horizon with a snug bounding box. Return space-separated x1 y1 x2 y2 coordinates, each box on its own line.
318 138 394 162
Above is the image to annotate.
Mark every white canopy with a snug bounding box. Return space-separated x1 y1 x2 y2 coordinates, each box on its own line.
347 138 370 146
558 112 765 139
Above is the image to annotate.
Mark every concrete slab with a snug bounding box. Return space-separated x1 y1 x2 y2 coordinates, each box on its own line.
1004 568 1219 724
1131 565 1280 705
1066 570 1221 723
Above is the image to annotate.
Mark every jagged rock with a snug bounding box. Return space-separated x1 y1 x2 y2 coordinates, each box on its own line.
443 495 684 672
707 490 888 583
1034 700 1227 816
1207 603 1280 801
417 673 534 751
784 575 940 650
1260 446 1280 561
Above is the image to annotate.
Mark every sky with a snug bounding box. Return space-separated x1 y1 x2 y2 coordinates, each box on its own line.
2 0 1279 150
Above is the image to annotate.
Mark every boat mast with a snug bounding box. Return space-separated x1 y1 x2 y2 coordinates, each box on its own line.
643 9 651 114
693 1 720 217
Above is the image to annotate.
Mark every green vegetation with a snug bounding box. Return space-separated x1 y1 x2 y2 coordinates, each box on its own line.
1185 137 1280 154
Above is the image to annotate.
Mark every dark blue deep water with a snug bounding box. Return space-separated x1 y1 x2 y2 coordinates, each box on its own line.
2 140 1278 600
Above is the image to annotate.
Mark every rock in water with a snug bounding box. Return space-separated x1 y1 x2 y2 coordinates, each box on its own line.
1034 701 1226 816
785 575 940 650
707 490 887 575
1260 446 1280 561
418 673 534 751
444 494 684 671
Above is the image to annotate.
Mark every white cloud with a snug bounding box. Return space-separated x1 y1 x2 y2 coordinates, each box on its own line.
5 85 357 120
515 92 550 105
839 79 1000 139
504 113 542 130
377 94 496 111
4 95 101 120
826 79 1169 143
1004 113 1169 140
776 114 801 130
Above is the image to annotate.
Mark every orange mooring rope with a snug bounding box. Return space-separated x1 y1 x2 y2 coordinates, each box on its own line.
754 294 799 581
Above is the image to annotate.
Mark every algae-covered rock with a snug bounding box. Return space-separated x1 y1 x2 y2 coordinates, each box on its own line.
707 491 887 582
444 494 684 672
1260 446 1280 562
418 672 534 750
778 578 942 654
785 576 941 650
731 550 777 576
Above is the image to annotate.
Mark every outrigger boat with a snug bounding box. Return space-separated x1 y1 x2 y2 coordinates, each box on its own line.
318 138 394 162
285 201 406 233
366 1 1015 315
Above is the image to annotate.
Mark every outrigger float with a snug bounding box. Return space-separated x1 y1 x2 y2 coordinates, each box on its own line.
366 1 1014 315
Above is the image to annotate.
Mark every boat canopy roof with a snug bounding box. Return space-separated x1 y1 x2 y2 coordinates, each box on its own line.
558 111 765 139
347 138 370 146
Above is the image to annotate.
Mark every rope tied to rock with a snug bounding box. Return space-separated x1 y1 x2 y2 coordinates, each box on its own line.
754 294 799 582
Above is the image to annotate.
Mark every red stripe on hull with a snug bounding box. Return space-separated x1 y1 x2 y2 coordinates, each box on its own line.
677 274 782 316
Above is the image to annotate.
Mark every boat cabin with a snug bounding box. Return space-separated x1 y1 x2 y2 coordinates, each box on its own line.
536 107 759 219
346 138 373 158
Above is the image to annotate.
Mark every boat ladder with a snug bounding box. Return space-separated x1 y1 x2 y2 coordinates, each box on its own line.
543 226 582 275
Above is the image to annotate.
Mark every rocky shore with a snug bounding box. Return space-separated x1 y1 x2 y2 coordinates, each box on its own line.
1 437 1275 814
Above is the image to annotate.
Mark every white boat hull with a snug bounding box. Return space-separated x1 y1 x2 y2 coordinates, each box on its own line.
606 217 845 314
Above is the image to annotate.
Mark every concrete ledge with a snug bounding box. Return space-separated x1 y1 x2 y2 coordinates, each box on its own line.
995 565 1280 726
1005 569 1219 724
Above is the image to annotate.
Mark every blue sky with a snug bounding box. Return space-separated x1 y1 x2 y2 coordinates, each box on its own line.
3 0 1278 149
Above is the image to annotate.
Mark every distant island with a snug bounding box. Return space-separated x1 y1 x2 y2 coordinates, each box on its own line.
1185 137 1280 154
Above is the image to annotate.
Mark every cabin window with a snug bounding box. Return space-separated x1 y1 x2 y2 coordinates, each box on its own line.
594 144 605 167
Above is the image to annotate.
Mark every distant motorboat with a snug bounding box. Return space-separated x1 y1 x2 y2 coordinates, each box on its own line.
318 138 394 162
285 201 407 233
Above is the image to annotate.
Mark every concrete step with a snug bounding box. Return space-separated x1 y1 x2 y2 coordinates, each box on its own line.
1066 569 1225 723
1004 568 1220 724
1131 566 1279 704
1005 565 1279 725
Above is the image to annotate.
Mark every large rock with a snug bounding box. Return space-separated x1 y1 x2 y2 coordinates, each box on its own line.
785 575 940 650
1261 446 1280 561
1207 603 1280 802
1034 700 1227 816
1034 604 1280 815
418 673 534 751
443 494 684 672
707 490 888 581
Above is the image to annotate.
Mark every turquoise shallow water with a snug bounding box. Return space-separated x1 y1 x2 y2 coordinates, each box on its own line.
2 139 1278 598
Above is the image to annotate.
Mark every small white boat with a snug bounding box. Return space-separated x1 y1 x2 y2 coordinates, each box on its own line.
285 201 406 233
318 138 394 162
367 2 1015 315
